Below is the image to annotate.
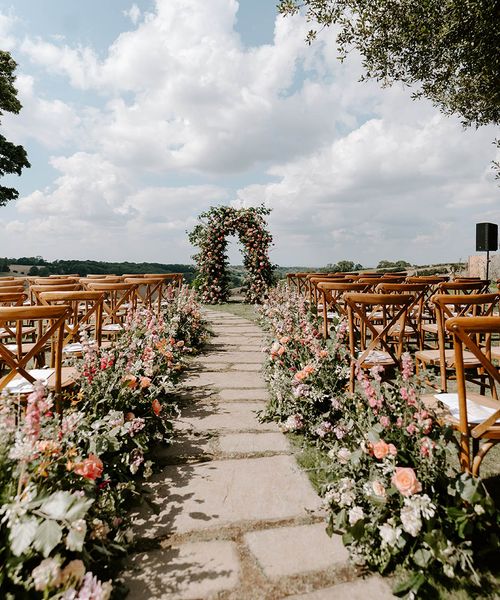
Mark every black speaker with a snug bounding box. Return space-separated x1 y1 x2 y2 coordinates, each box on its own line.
476 222 498 251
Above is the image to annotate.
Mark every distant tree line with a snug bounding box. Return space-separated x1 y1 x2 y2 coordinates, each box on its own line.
4 257 196 282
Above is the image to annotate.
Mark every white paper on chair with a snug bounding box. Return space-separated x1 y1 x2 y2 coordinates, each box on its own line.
102 324 122 331
63 343 83 353
359 350 390 362
434 393 500 424
6 368 55 394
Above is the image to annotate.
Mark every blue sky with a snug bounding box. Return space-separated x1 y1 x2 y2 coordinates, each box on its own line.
0 0 498 266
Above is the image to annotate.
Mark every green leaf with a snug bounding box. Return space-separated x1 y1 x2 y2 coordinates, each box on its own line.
65 521 87 552
413 548 432 568
40 491 73 520
10 517 39 557
65 497 94 522
34 520 63 557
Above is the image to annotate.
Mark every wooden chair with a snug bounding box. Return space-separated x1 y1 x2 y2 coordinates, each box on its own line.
415 293 499 391
0 305 76 412
30 283 81 306
123 277 165 313
317 282 367 338
344 292 414 391
87 282 137 335
39 291 104 355
422 316 500 476
375 283 428 348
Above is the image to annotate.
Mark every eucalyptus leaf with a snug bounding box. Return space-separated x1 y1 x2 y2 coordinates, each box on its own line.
65 497 94 521
65 521 87 552
39 491 73 520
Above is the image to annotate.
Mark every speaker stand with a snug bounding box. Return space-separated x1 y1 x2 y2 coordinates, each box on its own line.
486 249 490 282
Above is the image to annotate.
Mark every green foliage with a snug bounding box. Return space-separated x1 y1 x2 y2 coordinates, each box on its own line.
377 260 412 270
325 259 363 272
0 51 30 207
277 0 500 128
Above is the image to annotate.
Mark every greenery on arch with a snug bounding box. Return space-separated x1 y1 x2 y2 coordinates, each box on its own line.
188 205 275 304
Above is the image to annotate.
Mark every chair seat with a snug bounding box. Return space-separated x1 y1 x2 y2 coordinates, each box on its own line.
102 323 123 332
421 392 500 437
373 323 415 336
5 342 47 355
358 349 395 367
421 323 438 334
4 366 78 394
415 348 480 367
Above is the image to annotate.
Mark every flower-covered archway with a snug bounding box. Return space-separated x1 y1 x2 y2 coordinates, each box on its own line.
189 205 275 304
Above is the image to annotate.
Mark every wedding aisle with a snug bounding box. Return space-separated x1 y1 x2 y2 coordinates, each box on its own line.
123 309 395 599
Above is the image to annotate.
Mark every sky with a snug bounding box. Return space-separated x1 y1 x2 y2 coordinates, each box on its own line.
0 0 498 267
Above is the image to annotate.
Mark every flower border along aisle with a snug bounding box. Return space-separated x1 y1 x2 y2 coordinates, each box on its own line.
0 286 209 599
259 285 499 599
188 204 275 304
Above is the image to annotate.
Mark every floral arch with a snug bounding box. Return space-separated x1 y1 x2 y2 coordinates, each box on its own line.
188 205 275 304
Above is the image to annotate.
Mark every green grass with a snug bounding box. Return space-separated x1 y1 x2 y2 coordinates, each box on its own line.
203 301 260 323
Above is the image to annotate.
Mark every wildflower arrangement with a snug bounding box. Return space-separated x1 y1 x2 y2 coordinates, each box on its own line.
0 290 209 598
259 284 349 438
259 287 499 597
188 204 275 304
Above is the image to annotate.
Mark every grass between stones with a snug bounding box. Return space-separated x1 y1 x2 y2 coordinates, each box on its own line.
203 302 260 322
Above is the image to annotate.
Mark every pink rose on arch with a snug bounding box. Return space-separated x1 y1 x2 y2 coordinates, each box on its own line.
73 454 103 481
373 439 397 459
392 467 422 497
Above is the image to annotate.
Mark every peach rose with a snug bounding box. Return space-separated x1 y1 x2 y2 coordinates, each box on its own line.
303 365 315 375
373 439 390 459
392 467 422 497
73 454 103 480
372 480 386 498
152 399 162 416
140 376 151 389
123 374 138 389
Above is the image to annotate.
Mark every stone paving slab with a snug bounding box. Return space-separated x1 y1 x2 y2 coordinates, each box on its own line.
197 351 263 364
183 371 266 389
181 402 276 432
123 541 240 599
230 363 262 371
131 455 322 538
244 523 348 579
284 576 396 599
213 336 264 345
218 432 290 454
217 388 269 402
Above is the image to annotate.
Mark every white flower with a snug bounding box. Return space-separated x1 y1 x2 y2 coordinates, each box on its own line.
400 504 422 537
372 480 387 498
443 563 455 578
348 506 365 525
379 521 402 547
337 447 351 464
405 494 436 519
32 558 62 591
474 504 485 516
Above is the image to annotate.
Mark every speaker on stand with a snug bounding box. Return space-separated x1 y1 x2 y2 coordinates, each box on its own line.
476 222 498 281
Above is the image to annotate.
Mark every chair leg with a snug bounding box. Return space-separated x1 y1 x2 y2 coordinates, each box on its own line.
459 433 471 474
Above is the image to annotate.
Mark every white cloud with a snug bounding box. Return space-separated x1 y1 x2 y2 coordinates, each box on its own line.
1 0 498 266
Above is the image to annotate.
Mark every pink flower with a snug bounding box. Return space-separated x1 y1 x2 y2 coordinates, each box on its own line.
392 467 422 496
140 376 151 389
373 439 390 459
380 416 390 428
152 399 162 416
73 454 103 481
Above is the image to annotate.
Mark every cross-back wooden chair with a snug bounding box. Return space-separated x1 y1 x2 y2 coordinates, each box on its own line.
421 316 500 476
375 283 428 348
308 275 345 307
0 305 75 413
344 292 414 391
123 277 165 313
415 293 499 392
39 291 104 356
317 282 368 338
87 282 137 335
33 277 79 285
30 283 81 306
0 279 24 289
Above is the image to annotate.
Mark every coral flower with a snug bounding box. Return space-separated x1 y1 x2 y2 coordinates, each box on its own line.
152 399 162 416
73 454 103 480
140 376 151 389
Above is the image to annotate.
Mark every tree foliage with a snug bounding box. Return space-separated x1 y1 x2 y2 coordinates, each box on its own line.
0 50 30 207
278 0 500 128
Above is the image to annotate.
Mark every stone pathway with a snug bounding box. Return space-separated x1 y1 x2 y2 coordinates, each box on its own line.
123 310 395 599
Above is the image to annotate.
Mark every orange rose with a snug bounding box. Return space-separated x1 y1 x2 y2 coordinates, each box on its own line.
392 467 422 497
294 370 307 382
303 365 315 375
152 399 162 416
123 374 138 389
73 454 103 481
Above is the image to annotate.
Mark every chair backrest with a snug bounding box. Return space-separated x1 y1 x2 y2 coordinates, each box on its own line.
33 277 79 285
344 292 414 381
445 315 500 474
437 281 487 295
30 283 81 305
0 285 25 294
0 305 71 402
375 283 427 337
0 292 27 307
87 282 137 327
123 277 165 313
406 276 449 284
0 278 22 287
39 290 104 348
317 282 368 338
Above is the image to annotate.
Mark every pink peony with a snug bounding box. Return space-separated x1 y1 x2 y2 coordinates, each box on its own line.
392 467 422 496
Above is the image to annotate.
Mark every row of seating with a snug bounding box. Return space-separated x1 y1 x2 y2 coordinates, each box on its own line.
0 273 185 412
286 272 500 477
